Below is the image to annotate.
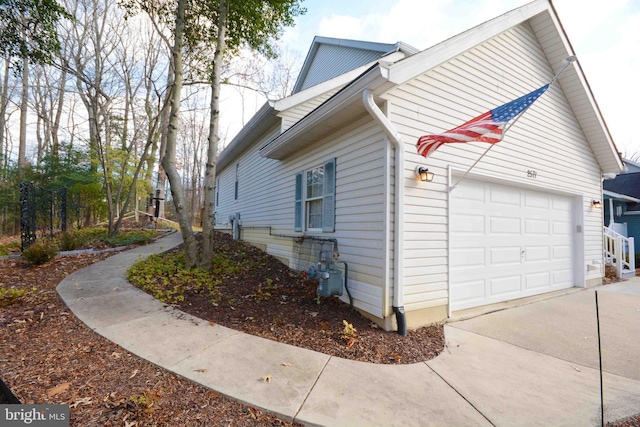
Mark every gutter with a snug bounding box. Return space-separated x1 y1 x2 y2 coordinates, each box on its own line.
363 89 407 336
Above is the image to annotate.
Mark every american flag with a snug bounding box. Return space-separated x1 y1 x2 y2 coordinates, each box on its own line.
416 84 550 158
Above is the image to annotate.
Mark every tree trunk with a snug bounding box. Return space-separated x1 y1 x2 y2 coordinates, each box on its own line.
18 56 28 168
162 0 198 266
200 0 229 269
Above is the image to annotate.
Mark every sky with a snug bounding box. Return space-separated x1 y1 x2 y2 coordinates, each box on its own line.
235 0 640 157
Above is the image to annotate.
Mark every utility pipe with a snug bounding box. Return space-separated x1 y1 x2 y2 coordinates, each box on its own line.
363 89 407 336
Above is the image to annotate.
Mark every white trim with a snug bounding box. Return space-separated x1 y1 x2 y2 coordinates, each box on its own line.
384 0 549 85
363 90 405 313
447 165 453 318
603 190 640 203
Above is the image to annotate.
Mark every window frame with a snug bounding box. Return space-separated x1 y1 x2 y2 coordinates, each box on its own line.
294 158 336 233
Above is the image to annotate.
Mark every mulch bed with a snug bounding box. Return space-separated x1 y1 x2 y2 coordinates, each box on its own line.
160 231 445 365
1 253 299 426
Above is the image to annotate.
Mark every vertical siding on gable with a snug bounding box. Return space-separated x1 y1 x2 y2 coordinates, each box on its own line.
299 45 383 92
386 22 603 312
215 117 388 319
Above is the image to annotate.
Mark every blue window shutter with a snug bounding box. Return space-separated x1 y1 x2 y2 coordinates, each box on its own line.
323 158 336 232
294 172 303 232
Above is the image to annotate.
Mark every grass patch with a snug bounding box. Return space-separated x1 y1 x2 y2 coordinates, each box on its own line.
0 241 20 256
0 287 28 307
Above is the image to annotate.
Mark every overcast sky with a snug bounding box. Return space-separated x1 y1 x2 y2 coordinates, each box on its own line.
260 0 640 157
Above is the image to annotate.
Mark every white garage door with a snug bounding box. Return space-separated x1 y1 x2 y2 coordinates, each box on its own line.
450 179 575 311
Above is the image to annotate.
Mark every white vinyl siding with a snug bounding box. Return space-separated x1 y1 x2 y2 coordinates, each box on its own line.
215 117 387 318
386 21 602 312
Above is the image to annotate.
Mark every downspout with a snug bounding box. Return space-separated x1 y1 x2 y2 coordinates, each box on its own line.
363 89 407 336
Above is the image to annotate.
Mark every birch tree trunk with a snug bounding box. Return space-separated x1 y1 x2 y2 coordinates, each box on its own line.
200 0 228 269
162 0 198 266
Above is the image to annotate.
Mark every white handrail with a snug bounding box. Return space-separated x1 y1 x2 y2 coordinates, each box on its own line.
604 226 636 278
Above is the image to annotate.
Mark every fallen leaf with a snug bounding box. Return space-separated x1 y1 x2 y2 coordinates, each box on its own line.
47 382 71 397
281 363 293 367
129 369 139 379
111 352 121 359
308 312 318 317
70 397 92 408
570 365 581 372
194 368 208 373
259 375 272 383
209 321 216 326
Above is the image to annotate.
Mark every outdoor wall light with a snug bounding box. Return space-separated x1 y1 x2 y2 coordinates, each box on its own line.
592 200 603 208
416 166 435 182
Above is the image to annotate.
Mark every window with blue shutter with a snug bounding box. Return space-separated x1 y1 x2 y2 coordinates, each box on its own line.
294 158 336 233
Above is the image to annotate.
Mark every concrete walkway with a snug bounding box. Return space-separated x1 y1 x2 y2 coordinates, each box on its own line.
57 233 640 426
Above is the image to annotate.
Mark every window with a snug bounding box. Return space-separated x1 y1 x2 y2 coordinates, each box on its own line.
215 178 219 207
234 163 239 200
294 158 335 233
306 166 324 229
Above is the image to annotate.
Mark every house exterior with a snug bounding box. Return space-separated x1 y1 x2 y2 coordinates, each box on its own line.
604 159 640 263
214 0 623 332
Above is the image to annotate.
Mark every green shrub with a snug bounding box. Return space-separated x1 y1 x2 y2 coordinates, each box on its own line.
22 240 59 264
102 230 158 247
0 241 20 256
127 251 220 305
58 230 89 251
0 287 27 307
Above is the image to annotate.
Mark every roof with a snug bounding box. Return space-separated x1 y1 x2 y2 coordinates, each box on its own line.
291 36 419 94
604 172 640 199
256 0 623 174
220 0 623 175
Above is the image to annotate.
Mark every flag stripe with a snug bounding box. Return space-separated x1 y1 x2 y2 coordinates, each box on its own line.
416 84 550 158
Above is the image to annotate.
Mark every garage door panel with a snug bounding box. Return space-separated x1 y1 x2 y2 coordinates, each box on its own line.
552 197 572 211
524 192 550 209
451 248 484 268
490 187 520 205
552 245 571 260
525 272 550 289
451 179 575 311
490 216 521 234
552 269 572 286
525 246 550 262
490 275 522 296
490 246 521 265
451 213 485 233
451 280 485 303
552 221 572 235
524 219 550 234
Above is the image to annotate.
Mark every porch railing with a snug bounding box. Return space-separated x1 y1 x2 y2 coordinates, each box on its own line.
604 226 636 278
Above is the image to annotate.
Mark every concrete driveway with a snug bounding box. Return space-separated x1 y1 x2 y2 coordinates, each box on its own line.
430 277 640 425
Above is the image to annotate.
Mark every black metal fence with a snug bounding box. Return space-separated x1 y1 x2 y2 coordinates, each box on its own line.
19 182 73 250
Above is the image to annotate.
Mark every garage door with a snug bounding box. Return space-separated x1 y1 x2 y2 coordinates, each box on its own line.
450 179 575 311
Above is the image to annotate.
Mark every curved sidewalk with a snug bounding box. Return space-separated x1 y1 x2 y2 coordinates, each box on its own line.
57 233 640 426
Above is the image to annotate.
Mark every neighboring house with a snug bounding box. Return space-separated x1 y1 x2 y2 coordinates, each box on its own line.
214 0 623 332
604 160 640 259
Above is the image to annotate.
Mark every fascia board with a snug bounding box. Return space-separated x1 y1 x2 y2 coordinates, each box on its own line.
546 2 623 174
217 101 278 171
260 66 390 158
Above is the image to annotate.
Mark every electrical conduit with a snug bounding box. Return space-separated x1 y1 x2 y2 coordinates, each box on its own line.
363 89 407 336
